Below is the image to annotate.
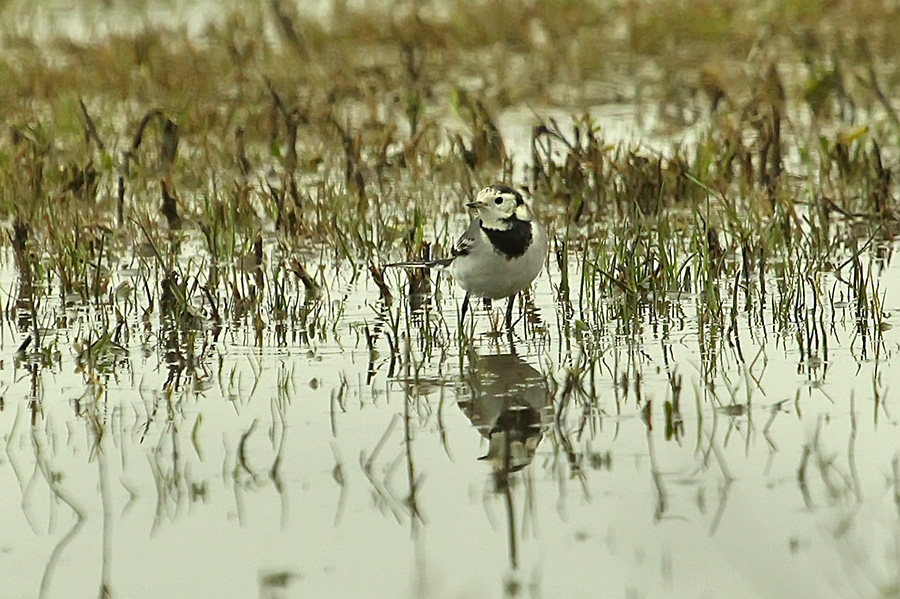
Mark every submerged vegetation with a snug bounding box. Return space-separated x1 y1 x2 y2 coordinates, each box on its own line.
0 0 896 378
3 0 900 596
1 0 897 456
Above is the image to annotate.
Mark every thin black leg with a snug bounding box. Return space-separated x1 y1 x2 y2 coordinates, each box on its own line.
505 294 515 328
461 292 471 325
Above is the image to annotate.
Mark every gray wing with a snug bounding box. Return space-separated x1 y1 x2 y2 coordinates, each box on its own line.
452 218 481 258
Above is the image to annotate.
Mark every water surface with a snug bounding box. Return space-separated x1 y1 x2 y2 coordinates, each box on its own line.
2 242 899 598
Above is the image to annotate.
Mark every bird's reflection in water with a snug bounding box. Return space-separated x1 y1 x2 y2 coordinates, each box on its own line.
458 352 553 487
458 350 553 577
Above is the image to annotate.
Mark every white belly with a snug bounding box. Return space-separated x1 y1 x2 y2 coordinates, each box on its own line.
449 225 547 299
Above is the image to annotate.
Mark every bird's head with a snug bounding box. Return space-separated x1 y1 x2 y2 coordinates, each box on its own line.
467 185 532 228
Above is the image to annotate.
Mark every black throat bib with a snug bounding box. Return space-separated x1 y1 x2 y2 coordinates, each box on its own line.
482 218 532 259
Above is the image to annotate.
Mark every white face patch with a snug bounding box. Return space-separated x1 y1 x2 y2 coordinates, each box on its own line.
515 203 532 222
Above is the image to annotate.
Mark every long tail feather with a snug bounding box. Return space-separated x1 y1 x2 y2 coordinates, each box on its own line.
384 258 453 269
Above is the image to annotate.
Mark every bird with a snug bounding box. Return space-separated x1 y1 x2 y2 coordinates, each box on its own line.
387 184 548 327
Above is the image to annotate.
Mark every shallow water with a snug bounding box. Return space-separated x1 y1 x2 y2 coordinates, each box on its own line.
1 236 899 599
3 2 900 598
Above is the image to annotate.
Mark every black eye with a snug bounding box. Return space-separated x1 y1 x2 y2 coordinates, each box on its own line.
494 197 503 205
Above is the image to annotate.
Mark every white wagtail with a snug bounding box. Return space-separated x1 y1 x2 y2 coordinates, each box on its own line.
388 184 548 327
